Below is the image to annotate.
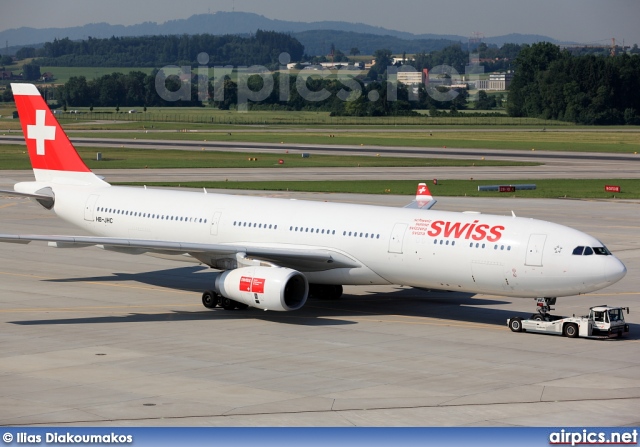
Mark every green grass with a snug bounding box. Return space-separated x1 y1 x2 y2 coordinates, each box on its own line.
0 144 537 170
40 67 156 84
41 106 565 128
116 179 640 199
62 129 640 154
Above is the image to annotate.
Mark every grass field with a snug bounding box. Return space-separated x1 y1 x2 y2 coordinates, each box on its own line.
0 105 565 130
0 144 538 170
40 67 156 84
58 129 640 154
116 178 640 199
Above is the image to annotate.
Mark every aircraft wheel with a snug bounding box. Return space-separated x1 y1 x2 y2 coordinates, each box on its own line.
563 323 579 338
327 285 343 300
221 297 237 310
202 290 219 309
509 317 523 333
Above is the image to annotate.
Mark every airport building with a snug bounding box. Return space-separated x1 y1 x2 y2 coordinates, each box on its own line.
475 71 514 91
396 70 424 85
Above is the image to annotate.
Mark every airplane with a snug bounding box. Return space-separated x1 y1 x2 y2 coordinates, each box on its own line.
0 83 627 317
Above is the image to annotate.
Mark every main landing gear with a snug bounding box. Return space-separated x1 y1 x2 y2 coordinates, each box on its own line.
308 284 343 300
531 297 556 321
202 290 248 311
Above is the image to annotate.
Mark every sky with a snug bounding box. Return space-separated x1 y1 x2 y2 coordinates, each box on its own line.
3 0 640 45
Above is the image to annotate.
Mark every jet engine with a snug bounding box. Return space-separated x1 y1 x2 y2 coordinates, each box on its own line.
214 266 308 311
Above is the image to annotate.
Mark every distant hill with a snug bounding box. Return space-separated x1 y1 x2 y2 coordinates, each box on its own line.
292 30 461 56
0 11 562 56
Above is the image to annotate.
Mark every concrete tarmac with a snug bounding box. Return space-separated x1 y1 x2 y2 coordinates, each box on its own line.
0 192 639 427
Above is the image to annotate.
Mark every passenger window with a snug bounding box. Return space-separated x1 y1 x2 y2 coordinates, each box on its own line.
572 246 585 255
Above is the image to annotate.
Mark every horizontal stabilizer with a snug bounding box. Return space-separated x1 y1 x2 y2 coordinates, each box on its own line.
0 188 55 209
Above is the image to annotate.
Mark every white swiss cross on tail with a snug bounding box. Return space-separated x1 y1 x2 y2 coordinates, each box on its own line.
27 110 56 155
11 83 104 184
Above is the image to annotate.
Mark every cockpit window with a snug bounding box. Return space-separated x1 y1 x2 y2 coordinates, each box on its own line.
573 246 612 256
593 247 611 255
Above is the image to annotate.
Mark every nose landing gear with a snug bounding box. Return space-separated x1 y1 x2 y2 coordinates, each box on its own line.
532 297 556 321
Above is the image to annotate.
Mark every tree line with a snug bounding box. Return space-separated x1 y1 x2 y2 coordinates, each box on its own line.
29 31 304 67
507 42 640 125
55 71 203 108
54 70 477 116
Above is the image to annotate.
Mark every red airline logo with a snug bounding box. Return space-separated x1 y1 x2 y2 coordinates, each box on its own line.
13 86 91 172
27 110 56 156
427 220 505 242
239 276 266 294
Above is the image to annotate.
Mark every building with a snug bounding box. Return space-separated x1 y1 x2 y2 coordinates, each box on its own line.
392 57 415 65
396 70 423 85
475 72 514 91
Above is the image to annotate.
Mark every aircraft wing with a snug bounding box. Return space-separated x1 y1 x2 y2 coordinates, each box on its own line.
0 233 360 272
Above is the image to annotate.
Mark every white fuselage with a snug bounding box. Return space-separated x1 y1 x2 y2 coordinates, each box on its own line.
50 184 627 298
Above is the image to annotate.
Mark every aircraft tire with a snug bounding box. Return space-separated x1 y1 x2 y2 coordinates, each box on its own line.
221 297 237 310
202 291 219 309
325 285 343 300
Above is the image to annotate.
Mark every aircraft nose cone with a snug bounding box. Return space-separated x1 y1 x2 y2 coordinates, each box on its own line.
607 257 627 284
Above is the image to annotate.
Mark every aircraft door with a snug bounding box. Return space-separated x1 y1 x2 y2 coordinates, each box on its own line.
210 211 222 236
525 234 547 266
388 223 408 254
84 194 99 221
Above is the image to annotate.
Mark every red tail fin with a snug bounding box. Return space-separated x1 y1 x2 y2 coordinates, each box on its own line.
12 83 106 185
404 182 437 209
415 183 433 202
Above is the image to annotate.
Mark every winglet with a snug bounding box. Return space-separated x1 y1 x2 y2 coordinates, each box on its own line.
11 83 108 186
404 182 437 210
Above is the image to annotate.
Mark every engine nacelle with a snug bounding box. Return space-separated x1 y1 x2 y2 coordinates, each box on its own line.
214 266 308 311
